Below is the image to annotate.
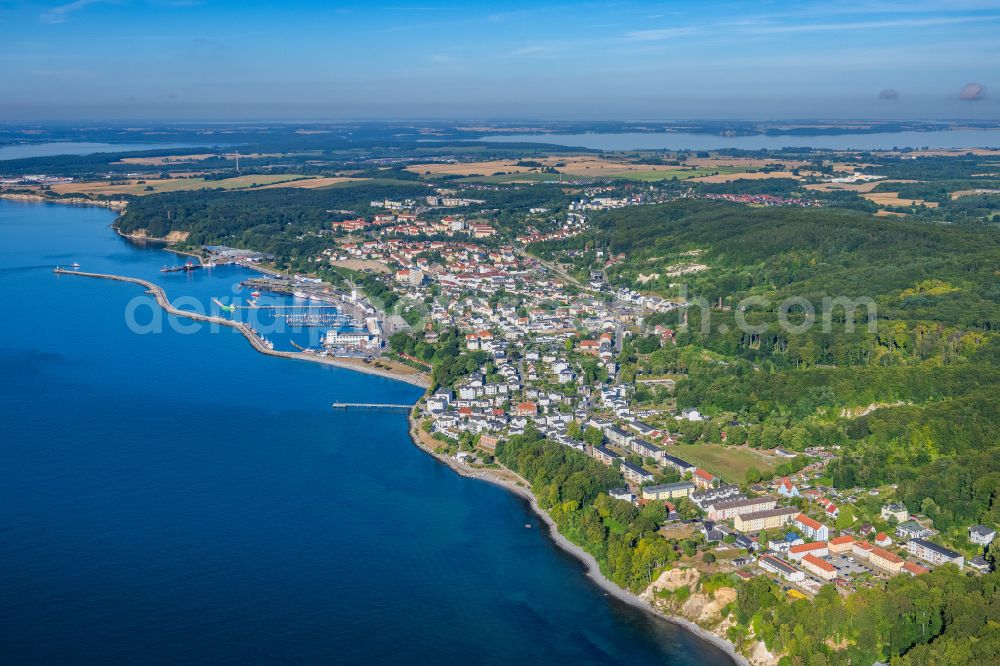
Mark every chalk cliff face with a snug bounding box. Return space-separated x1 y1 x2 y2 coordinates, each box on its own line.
0 193 127 210
642 568 778 666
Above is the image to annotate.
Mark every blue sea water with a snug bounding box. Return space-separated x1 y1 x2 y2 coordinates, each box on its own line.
0 142 213 161
0 200 733 665
480 128 1000 151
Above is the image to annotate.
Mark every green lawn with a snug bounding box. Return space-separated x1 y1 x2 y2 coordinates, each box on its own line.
668 443 779 484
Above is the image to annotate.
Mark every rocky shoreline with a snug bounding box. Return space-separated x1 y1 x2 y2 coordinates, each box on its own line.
405 411 750 666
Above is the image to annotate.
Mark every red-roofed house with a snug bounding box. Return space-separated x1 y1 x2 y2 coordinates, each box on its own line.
693 468 716 490
852 541 876 561
778 477 799 498
902 561 929 576
794 513 830 541
515 402 538 417
816 497 839 518
789 541 829 561
802 553 838 581
869 546 904 574
828 535 856 554
874 532 893 547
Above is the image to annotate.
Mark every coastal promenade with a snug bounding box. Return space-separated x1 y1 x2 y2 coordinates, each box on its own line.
53 268 430 388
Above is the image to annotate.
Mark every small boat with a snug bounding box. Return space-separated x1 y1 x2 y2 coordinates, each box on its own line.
293 290 309 299
69 262 81 269
251 290 261 298
203 261 217 268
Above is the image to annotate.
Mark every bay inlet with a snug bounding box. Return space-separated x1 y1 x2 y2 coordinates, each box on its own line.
0 199 734 664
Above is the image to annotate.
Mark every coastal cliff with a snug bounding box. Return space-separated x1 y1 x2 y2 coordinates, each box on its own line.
0 192 127 210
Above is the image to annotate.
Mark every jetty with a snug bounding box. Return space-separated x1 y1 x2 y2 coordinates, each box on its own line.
235 304 341 310
52 268 430 388
331 402 413 411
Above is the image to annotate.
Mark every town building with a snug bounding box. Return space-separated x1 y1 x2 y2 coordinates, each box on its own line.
801 553 838 581
777 477 799 497
788 541 829 561
691 485 741 510
734 507 799 533
708 496 777 521
793 513 830 541
969 525 996 546
630 437 664 462
621 460 655 484
901 561 929 576
605 425 634 447
759 555 805 582
642 481 695 501
896 520 934 540
609 487 635 503
969 556 992 574
692 468 716 489
828 535 856 554
906 539 965 569
881 503 909 523
868 546 904 574
662 453 696 474
591 445 618 466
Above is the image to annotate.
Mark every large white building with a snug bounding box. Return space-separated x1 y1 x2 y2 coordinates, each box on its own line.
324 328 380 350
906 539 964 569
708 496 777 521
759 555 804 582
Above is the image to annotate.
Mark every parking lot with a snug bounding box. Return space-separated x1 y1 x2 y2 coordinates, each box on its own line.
828 554 872 578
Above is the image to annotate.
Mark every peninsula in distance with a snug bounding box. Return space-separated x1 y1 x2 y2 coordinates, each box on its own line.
1 1 998 665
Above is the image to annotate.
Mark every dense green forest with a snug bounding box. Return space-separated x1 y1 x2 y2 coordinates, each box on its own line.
115 182 431 258
536 200 1000 327
496 428 679 591
728 567 1000 665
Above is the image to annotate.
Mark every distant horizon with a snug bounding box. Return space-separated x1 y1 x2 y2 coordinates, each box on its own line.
1 117 998 127
2 1 997 122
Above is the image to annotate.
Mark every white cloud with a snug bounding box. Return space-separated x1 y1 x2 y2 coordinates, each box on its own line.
41 0 108 24
746 15 999 34
624 26 699 42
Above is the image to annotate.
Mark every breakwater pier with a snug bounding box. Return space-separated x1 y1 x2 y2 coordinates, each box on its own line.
52 268 430 388
331 402 412 411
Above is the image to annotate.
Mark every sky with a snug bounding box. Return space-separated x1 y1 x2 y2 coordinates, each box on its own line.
0 0 997 121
